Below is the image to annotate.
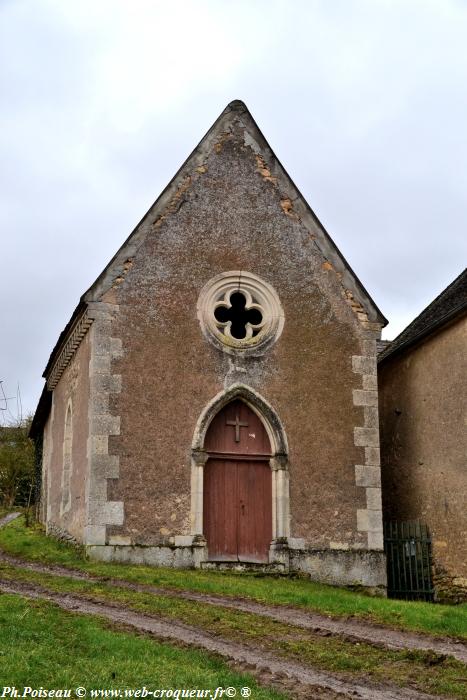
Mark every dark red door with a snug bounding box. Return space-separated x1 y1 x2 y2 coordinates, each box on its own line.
203 400 272 563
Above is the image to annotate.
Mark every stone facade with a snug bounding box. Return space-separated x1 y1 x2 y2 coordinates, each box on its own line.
43 328 91 542
33 101 387 589
379 315 467 602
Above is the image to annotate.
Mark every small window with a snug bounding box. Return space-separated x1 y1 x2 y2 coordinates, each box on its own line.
197 271 284 355
214 291 264 339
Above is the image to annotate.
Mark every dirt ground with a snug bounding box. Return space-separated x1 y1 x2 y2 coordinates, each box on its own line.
0 549 465 664
1 515 465 699
0 578 438 700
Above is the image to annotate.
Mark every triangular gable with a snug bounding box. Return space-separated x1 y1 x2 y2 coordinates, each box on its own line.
42 99 388 385
34 100 388 431
82 100 387 326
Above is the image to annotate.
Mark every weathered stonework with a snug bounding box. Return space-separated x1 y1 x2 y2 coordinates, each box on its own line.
47 311 93 390
352 329 384 552
197 270 285 355
84 302 123 546
433 567 467 604
47 520 80 547
35 101 388 590
289 548 386 590
379 315 467 599
45 330 91 541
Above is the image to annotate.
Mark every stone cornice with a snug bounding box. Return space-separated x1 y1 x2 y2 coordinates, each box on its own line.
46 309 93 390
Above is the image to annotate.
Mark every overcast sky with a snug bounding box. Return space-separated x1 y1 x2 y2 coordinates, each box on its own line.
1 0 466 420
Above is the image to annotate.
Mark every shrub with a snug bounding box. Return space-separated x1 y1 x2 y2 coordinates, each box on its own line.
0 417 35 507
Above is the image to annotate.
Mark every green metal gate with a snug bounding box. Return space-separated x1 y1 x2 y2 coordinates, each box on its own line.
384 520 434 601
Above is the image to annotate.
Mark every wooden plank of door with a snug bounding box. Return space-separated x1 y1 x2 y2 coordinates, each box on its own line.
237 460 272 564
204 459 238 561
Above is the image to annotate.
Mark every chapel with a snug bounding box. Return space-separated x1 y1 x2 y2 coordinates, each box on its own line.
30 100 388 589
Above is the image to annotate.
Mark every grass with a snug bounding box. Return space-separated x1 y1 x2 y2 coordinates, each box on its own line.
1 517 466 640
0 593 286 699
1 562 467 699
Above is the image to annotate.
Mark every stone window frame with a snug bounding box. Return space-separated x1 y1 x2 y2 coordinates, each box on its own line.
197 271 284 356
190 383 290 562
60 398 73 515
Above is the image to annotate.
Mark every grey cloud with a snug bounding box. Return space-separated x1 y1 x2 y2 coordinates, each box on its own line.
1 0 466 416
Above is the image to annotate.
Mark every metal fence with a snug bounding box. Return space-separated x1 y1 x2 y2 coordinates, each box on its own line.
384 520 434 602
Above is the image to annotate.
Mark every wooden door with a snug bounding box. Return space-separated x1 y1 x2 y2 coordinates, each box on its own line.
203 400 272 563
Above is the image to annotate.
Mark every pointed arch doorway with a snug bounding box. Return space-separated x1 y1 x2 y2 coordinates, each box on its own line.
203 399 272 563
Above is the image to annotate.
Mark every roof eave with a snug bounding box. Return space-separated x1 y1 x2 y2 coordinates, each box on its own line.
29 384 52 440
379 303 467 364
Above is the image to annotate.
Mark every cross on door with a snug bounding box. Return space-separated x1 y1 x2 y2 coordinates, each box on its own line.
226 412 249 442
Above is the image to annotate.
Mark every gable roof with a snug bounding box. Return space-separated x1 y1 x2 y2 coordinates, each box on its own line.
32 100 388 436
379 268 467 364
80 100 387 324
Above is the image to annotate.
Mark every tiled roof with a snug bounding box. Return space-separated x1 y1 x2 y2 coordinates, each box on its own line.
379 268 467 363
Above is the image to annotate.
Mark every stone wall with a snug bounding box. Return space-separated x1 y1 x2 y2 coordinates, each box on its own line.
83 303 124 546
43 330 91 541
82 106 385 584
86 542 386 592
379 316 467 598
34 103 388 587
432 567 467 604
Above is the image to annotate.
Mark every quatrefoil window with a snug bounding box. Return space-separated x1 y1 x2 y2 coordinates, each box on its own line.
197 271 284 355
214 291 264 339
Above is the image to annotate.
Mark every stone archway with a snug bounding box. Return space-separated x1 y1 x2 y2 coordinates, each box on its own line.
191 384 290 564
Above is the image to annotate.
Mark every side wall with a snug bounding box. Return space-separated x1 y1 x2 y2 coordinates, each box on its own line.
379 317 467 600
40 411 53 524
42 331 91 541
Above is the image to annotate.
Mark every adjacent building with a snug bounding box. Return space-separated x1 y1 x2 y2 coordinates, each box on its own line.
379 269 467 601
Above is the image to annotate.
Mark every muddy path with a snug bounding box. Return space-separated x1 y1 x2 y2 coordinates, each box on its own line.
0 549 465 664
0 578 439 700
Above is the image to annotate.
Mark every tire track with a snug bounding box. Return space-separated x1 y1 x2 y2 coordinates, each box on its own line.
0 550 465 664
0 579 439 700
